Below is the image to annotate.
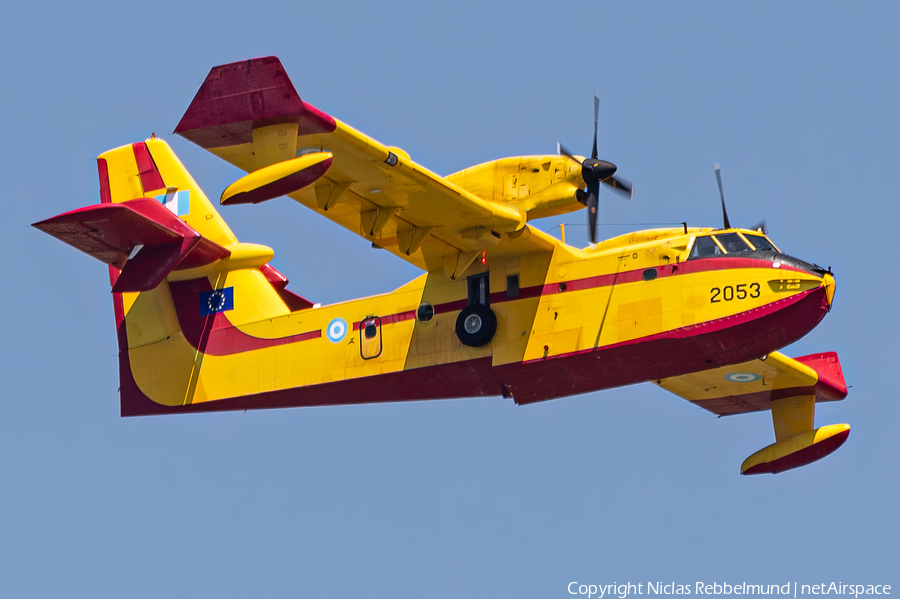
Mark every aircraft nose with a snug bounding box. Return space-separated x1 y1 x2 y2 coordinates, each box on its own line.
822 272 836 308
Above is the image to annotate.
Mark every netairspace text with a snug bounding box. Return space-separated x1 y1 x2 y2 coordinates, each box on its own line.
567 582 892 599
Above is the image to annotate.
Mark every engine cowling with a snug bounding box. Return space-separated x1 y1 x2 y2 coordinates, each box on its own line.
446 155 585 222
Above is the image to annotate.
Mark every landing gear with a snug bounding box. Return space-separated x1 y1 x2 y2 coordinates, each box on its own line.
455 304 497 347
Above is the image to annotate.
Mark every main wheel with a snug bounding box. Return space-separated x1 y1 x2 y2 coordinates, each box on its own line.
455 304 497 347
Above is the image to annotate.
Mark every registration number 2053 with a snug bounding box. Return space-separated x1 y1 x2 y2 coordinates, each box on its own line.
710 283 760 303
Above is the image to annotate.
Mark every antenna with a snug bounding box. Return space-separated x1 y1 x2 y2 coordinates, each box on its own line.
714 163 731 229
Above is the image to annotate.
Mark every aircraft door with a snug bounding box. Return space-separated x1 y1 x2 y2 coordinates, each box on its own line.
360 316 382 359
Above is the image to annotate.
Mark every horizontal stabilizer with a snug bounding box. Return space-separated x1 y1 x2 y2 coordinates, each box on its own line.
33 198 230 292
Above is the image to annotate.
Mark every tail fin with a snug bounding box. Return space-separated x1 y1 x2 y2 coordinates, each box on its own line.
34 139 240 290
100 138 237 244
34 138 314 415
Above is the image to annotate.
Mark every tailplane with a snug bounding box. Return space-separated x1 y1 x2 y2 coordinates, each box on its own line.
34 138 240 290
33 138 314 415
34 137 311 310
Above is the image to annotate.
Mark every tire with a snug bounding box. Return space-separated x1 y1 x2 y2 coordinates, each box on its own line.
455 304 497 347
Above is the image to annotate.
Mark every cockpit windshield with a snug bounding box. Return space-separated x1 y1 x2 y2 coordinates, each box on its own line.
688 232 780 260
743 234 779 253
689 236 723 258
715 233 752 253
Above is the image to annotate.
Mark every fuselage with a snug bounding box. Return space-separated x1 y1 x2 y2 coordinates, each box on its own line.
119 224 834 415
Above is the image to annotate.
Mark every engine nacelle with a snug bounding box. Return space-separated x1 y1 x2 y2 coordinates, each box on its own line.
446 155 585 221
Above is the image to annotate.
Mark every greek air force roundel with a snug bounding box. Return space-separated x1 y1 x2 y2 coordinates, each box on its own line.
724 372 761 383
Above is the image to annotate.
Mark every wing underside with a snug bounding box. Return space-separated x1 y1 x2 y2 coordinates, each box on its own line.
654 351 847 417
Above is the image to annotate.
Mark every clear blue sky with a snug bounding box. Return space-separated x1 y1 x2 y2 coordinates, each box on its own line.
2 1 896 596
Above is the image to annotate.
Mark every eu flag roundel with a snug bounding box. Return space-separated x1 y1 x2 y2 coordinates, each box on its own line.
199 287 234 316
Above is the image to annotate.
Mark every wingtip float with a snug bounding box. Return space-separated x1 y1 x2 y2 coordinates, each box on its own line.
741 423 850 475
34 57 850 475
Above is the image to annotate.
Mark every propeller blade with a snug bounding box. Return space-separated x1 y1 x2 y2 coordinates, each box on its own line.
558 142 579 162
714 163 732 229
586 180 600 244
750 219 768 235
603 175 634 201
562 96 634 244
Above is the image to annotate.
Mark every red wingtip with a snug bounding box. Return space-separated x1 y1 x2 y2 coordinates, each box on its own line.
174 56 336 149
795 352 848 401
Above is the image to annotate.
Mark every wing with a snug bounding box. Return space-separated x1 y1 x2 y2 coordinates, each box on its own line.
654 351 848 417
174 57 533 275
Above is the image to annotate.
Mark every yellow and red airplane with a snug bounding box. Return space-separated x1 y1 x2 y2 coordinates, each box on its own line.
34 57 849 475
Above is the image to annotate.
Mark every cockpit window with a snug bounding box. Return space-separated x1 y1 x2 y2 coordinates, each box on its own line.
689 236 723 259
714 233 753 253
743 234 779 253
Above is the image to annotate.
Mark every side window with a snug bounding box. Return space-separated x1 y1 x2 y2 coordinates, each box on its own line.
416 303 434 323
689 236 723 259
360 316 382 360
506 274 520 299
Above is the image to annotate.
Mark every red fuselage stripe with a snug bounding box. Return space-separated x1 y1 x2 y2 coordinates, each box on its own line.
168 279 321 356
173 257 812 356
520 287 816 364
119 284 831 416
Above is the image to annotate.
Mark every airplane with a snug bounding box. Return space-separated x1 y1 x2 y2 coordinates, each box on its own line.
33 57 849 475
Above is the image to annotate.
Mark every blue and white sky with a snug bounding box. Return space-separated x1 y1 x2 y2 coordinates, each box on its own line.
2 1 897 597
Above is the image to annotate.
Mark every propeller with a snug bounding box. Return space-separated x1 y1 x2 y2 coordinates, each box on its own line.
713 163 768 234
558 94 633 244
750 219 769 235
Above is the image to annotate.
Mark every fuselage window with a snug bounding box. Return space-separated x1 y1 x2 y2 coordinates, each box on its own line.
416 303 435 323
689 236 723 259
507 274 520 298
714 233 752 253
744 234 779 253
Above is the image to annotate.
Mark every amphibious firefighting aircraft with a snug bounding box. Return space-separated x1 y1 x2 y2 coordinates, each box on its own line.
34 57 850 475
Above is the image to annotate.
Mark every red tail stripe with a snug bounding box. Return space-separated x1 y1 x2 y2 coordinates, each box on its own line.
132 142 165 193
98 158 112 204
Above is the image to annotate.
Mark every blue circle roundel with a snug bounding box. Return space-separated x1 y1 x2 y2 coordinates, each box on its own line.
326 318 348 343
724 372 761 383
